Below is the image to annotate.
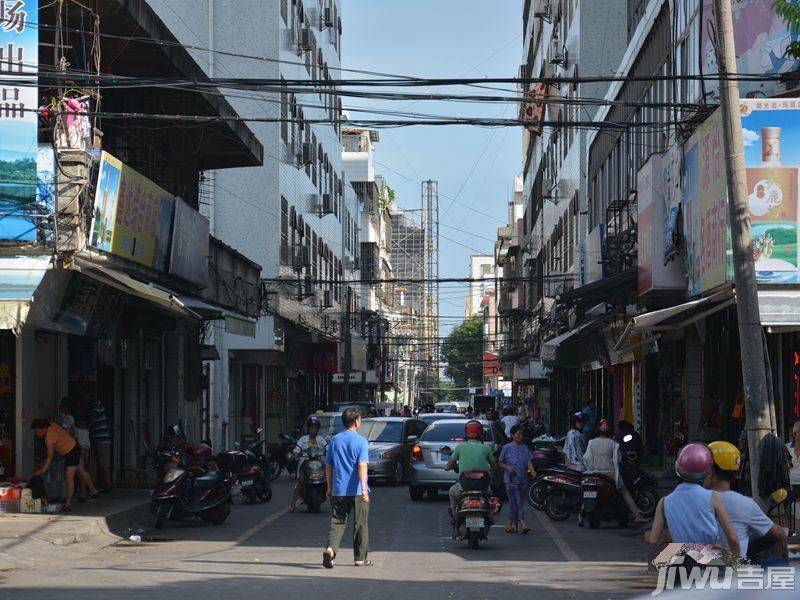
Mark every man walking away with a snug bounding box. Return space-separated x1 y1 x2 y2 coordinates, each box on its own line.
323 408 372 568
88 394 112 491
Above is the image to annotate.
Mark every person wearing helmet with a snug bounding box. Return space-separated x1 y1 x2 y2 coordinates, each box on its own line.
583 419 647 523
703 440 787 559
290 416 328 512
444 420 497 520
563 412 588 472
648 443 740 558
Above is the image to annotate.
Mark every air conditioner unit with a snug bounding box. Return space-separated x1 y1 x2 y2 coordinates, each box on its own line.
303 274 314 297
297 142 315 166
322 193 334 214
543 176 556 196
292 245 311 271
298 27 314 52
323 290 334 308
549 38 567 67
322 6 335 28
348 256 360 271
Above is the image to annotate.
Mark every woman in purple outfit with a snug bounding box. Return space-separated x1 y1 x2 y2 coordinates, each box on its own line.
498 424 535 533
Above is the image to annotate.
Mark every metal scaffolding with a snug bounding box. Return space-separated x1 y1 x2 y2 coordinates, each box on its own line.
421 180 440 397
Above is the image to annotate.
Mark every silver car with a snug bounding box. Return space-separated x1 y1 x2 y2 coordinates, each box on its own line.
408 419 507 501
359 417 427 485
418 413 468 426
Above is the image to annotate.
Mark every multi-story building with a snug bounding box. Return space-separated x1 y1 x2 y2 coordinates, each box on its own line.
152 0 360 446
0 0 262 480
466 255 496 318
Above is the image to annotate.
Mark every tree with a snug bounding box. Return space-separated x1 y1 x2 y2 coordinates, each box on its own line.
776 0 800 59
440 316 483 388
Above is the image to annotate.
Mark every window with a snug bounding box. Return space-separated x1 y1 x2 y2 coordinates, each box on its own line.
280 197 289 265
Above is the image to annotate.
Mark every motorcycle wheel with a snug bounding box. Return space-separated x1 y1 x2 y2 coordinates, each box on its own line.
203 501 231 525
267 460 282 482
526 480 546 510
258 478 273 503
635 487 659 518
468 531 480 550
154 502 171 530
244 490 258 504
544 495 571 521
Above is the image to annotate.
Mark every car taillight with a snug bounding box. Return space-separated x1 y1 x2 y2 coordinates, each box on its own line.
411 445 424 462
467 498 483 509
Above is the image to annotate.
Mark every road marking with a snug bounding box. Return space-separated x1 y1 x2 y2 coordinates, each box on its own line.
235 506 290 546
533 510 580 562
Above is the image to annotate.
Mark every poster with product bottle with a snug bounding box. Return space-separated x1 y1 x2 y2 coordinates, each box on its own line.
741 99 800 283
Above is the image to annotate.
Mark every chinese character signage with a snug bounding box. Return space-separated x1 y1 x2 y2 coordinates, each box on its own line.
0 0 38 242
169 197 209 286
638 153 685 296
90 152 175 271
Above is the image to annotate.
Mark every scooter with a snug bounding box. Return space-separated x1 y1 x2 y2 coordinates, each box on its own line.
579 473 631 529
621 454 660 518
266 432 297 481
227 444 273 504
451 470 502 549
151 449 235 529
539 468 585 521
298 445 327 512
527 464 585 512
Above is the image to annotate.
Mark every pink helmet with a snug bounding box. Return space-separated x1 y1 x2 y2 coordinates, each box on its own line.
675 443 713 483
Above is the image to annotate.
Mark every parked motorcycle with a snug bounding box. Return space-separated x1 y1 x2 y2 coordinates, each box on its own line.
579 473 630 529
527 465 584 512
266 432 297 481
226 444 273 504
151 448 235 529
540 468 585 521
622 454 660 518
298 445 327 512
450 470 502 550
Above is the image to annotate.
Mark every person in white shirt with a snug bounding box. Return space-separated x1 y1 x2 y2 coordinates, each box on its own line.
704 440 787 559
289 416 328 512
500 407 519 437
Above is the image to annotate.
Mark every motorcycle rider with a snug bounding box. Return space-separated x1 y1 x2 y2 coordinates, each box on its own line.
648 443 740 558
582 419 648 523
444 420 497 521
703 440 788 560
289 416 328 512
563 412 587 471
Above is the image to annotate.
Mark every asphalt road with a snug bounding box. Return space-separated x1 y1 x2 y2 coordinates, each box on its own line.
2 478 656 599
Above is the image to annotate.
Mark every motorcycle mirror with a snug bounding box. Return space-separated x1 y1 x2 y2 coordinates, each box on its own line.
278 433 292 443
256 427 264 435
626 451 638 461
623 434 633 443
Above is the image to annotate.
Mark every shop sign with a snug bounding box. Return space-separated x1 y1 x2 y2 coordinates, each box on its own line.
306 343 339 373
483 351 500 378
0 0 41 243
169 197 209 286
637 153 685 295
90 152 175 271
580 225 604 285
701 0 798 101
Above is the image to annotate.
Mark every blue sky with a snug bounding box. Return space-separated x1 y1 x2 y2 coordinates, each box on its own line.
742 108 800 167
342 0 522 333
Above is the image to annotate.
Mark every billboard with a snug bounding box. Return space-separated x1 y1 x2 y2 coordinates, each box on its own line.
0 0 39 242
638 153 686 296
701 0 799 100
169 197 210 286
90 152 175 271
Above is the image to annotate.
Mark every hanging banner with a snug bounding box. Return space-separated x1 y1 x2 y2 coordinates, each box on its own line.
169 197 210 286
90 152 175 271
683 134 702 296
522 83 548 135
662 142 682 261
0 0 39 242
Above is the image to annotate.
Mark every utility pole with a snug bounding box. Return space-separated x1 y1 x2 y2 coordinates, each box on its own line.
713 0 775 502
379 318 386 408
343 286 352 403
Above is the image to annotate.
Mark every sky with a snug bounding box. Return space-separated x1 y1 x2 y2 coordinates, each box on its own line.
342 0 523 335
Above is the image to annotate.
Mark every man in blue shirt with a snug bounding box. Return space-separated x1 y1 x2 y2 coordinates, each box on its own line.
323 407 371 568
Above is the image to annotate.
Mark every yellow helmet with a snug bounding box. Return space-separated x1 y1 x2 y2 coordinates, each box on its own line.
708 440 741 472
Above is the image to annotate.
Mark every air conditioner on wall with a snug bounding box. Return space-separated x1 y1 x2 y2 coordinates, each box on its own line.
303 275 314 298
549 37 567 67
323 290 333 308
322 7 335 29
298 27 314 52
293 245 311 271
313 193 334 217
298 142 316 166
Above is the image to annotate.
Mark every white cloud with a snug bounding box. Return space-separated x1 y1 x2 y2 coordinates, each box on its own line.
742 128 759 147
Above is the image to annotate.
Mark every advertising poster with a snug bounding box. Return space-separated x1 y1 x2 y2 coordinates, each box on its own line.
662 143 682 261
701 0 800 100
169 197 210 286
683 137 702 297
90 152 175 271
741 99 800 283
0 0 38 242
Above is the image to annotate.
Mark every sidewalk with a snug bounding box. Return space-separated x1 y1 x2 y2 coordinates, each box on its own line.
0 490 150 571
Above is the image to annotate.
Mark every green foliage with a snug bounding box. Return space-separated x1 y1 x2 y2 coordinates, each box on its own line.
440 316 484 387
377 186 396 207
776 0 800 59
763 227 796 245
0 158 36 184
429 381 461 404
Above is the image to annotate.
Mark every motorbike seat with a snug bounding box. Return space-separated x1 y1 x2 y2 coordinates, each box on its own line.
194 472 223 488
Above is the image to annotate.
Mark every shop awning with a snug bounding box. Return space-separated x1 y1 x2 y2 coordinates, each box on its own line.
173 294 257 337
75 260 199 319
757 290 800 332
541 315 608 361
513 360 550 381
0 256 52 332
613 289 736 351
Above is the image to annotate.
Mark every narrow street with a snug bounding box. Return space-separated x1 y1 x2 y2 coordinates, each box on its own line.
2 479 654 599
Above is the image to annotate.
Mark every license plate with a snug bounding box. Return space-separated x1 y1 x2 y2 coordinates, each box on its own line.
440 452 451 461
465 517 484 529
583 491 598 499
241 479 254 486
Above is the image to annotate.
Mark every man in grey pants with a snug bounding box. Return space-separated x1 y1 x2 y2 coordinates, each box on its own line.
322 408 372 568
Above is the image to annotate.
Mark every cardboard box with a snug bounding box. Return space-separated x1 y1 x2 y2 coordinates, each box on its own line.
19 498 41 514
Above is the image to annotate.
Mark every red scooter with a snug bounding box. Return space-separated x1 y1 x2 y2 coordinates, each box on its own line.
151 445 235 529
